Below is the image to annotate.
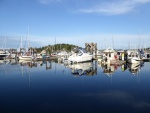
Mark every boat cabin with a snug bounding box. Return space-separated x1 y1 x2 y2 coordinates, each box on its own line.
117 50 126 61
103 48 117 61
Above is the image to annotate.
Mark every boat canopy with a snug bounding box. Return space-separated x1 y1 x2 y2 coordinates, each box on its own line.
103 47 116 53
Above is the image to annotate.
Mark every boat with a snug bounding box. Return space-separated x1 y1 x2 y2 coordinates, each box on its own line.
127 50 141 64
51 52 58 57
128 57 141 64
57 51 68 57
19 56 34 60
0 50 10 58
103 47 117 60
140 49 150 61
18 28 34 61
34 51 50 61
67 48 93 63
19 54 34 61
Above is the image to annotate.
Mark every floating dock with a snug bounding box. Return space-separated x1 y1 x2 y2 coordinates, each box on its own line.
110 60 126 66
143 59 150 62
33 57 58 61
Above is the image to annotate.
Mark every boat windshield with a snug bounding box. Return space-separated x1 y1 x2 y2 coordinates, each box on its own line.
80 49 87 53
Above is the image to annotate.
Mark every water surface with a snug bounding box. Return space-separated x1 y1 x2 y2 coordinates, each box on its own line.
0 60 150 113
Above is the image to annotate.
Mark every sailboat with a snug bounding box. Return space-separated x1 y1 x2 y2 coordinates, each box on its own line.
19 28 34 61
19 55 34 60
127 28 142 64
0 38 10 58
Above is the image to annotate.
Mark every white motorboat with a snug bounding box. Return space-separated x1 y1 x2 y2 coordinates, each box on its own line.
0 50 10 58
128 57 141 64
57 51 68 56
68 48 93 63
127 50 141 64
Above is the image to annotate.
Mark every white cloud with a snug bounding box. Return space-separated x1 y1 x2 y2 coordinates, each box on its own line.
1 33 150 49
133 0 150 3
79 0 150 15
39 0 49 4
38 0 150 15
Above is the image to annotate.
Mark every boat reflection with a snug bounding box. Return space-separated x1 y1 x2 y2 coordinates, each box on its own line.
68 61 97 76
36 61 52 70
102 63 116 77
19 60 52 70
0 59 11 64
127 61 144 75
98 59 117 77
19 60 37 68
0 58 147 77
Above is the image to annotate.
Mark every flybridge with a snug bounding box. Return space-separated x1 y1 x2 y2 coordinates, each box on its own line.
0 49 10 58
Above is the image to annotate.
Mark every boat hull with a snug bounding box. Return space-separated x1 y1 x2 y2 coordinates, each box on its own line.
19 56 33 60
0 55 8 58
68 55 93 63
128 57 141 64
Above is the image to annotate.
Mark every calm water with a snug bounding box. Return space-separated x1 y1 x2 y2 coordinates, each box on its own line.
0 59 150 113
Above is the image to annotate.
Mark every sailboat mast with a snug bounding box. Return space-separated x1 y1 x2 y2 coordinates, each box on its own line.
112 35 114 49
28 27 30 48
5 36 6 49
55 37 56 51
21 36 22 48
138 28 140 50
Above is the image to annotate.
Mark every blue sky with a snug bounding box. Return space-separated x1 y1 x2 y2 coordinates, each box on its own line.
0 0 150 49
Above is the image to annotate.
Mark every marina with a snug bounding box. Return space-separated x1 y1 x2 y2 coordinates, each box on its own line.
1 42 150 113
0 41 150 113
1 0 150 112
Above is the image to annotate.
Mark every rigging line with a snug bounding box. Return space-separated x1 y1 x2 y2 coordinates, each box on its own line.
17 37 21 49
2 37 6 49
25 65 32 87
24 36 28 49
17 63 24 77
2 63 7 76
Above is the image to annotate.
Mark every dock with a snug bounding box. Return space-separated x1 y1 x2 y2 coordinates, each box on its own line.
33 57 58 61
143 59 150 62
110 60 126 66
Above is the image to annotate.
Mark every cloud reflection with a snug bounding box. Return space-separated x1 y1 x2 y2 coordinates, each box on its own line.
74 90 150 110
